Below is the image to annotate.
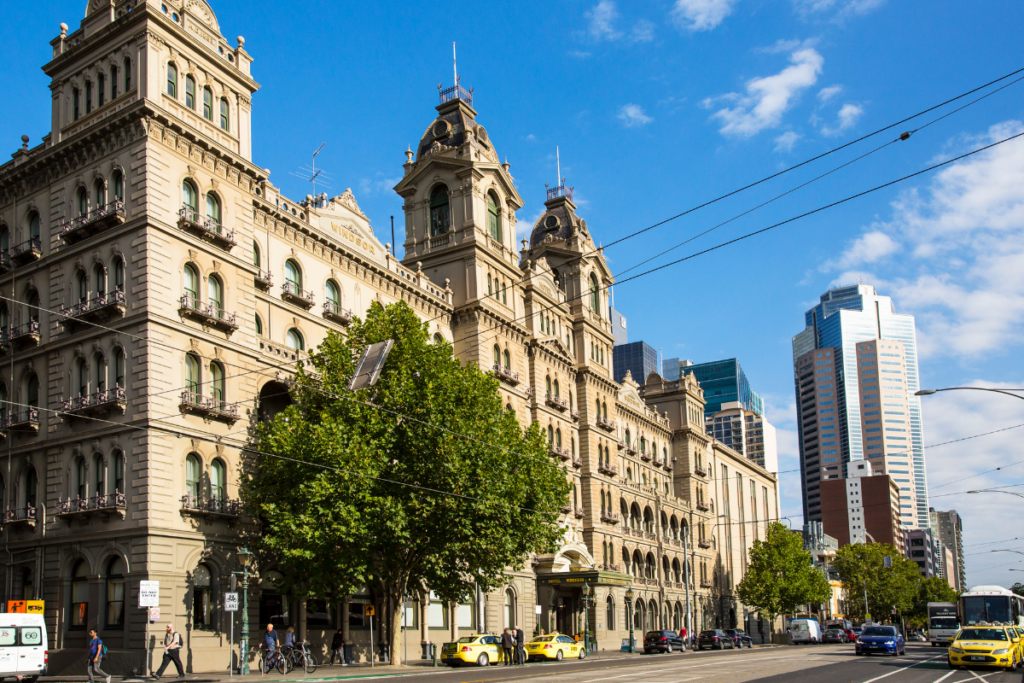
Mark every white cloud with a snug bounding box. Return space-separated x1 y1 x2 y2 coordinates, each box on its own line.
707 47 824 137
516 209 545 243
585 1 622 40
630 19 656 43
756 37 818 54
821 230 899 271
793 0 886 18
358 174 401 196
671 0 737 31
821 102 864 136
569 50 593 59
774 131 801 153
817 84 843 102
523 134 537 142
618 104 653 128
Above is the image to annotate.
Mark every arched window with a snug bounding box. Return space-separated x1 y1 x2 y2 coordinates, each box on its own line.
219 98 229 131
487 193 501 241
112 170 124 202
208 274 224 311
77 187 88 217
110 65 118 99
182 180 198 213
429 186 450 237
184 75 196 109
73 87 80 120
504 589 516 630
183 263 199 300
23 467 37 510
113 450 124 493
85 80 93 114
595 398 600 418
211 459 226 502
202 86 213 120
210 362 225 406
626 467 632 481
93 263 106 296
71 560 89 629
26 374 39 409
286 328 304 351
94 352 107 393
547 425 554 444
28 212 40 241
602 401 608 419
555 429 562 447
640 437 646 454
123 57 131 92
252 240 261 267
493 345 501 367
606 596 615 631
590 274 599 313
193 564 213 629
625 428 631 445
285 259 302 289
166 63 178 98
502 349 510 369
113 256 125 291
553 379 560 397
487 273 493 297
106 557 125 628
185 453 201 499
75 458 87 500
98 72 106 107
0 227 8 253
206 193 222 225
545 376 551 395
185 353 200 393
255 314 263 336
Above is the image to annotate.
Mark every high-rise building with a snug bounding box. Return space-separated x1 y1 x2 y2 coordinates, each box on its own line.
820 461 904 551
662 357 692 381
610 307 628 346
931 508 965 592
792 285 928 530
665 358 764 419
704 401 778 473
612 340 657 384
905 528 942 578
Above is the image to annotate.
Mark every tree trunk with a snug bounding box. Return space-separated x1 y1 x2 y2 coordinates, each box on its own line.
388 581 406 666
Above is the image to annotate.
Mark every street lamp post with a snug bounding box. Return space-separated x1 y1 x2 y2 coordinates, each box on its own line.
581 582 594 656
234 544 254 675
969 490 1024 501
625 588 635 654
916 387 1024 401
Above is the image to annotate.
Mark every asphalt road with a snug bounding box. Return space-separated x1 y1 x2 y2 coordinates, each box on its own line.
346 643 1020 683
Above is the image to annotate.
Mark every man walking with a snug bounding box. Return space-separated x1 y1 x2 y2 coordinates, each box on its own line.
330 628 346 666
514 625 526 665
87 629 110 683
152 624 185 679
500 628 514 666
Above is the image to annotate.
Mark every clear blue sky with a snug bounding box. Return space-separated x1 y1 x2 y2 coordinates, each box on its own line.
4 0 1024 586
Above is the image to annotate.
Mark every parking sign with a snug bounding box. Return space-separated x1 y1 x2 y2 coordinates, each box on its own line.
224 592 239 612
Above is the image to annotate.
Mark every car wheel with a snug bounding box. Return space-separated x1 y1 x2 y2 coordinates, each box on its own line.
579 649 587 660
556 650 564 662
716 642 723 650
666 645 673 654
477 653 489 667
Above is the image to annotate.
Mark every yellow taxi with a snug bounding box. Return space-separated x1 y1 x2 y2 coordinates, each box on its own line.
526 633 586 661
441 634 501 667
948 625 1021 670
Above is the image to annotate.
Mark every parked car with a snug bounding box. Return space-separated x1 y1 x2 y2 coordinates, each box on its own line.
643 630 686 654
525 633 586 662
823 629 848 644
790 619 822 644
843 629 858 642
855 625 905 657
723 629 754 649
697 630 736 650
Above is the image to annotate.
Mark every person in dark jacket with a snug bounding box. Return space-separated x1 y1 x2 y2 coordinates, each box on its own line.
515 626 525 665
330 629 346 666
500 629 515 666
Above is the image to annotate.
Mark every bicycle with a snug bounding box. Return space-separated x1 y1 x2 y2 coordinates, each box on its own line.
285 642 318 674
259 647 289 675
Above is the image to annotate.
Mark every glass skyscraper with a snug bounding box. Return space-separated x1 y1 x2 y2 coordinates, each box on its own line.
612 341 658 385
792 285 928 530
664 358 764 418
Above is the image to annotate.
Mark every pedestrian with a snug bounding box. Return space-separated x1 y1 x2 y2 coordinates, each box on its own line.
284 626 297 651
500 628 514 666
152 624 185 679
759 626 766 644
87 629 110 683
515 625 525 665
330 628 346 666
259 623 280 674
539 627 546 636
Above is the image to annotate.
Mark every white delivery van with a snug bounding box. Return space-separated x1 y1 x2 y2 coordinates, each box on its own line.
790 618 822 644
0 614 48 681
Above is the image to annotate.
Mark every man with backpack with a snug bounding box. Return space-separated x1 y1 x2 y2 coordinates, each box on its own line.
152 624 185 679
87 629 110 683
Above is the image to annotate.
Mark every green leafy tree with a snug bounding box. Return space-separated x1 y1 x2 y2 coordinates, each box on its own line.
833 543 921 623
907 577 959 628
736 522 832 632
244 301 571 664
1012 583 1024 598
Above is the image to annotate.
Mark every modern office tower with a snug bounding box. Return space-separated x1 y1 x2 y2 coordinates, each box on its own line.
820 461 904 550
610 307 628 345
904 528 941 578
666 358 764 419
704 402 779 473
662 357 692 381
931 508 965 592
792 285 927 529
612 340 658 384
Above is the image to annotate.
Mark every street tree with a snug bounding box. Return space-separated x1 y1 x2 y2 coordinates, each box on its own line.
736 522 832 633
908 577 959 627
244 300 572 664
833 543 921 623
1012 583 1024 598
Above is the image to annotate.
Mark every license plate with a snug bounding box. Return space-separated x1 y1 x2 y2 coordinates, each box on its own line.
969 656 987 662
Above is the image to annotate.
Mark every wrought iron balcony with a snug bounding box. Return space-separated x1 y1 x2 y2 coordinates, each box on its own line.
600 511 620 525
545 393 568 411
0 252 10 274
10 238 41 266
640 451 652 462
700 580 713 589
438 82 473 106
616 440 626 451
698 539 713 549
180 493 241 519
60 386 127 418
255 270 272 290
179 390 239 423
550 445 571 461
281 281 314 309
59 200 126 243
523 385 533 397
56 492 126 518
546 183 574 202
179 294 238 332
570 409 580 421
596 416 616 432
2 320 41 349
597 462 618 477
571 455 582 468
560 503 572 515
492 364 520 386
663 459 673 471
625 445 637 457
598 563 622 572
696 502 710 512
694 465 708 477
4 409 39 433
178 205 236 250
323 301 353 325
3 505 37 528
61 290 126 330
574 506 584 519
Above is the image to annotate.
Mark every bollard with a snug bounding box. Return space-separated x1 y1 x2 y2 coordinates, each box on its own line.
433 646 438 667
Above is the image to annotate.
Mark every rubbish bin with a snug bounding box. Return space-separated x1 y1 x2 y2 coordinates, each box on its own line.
422 643 435 660
343 643 355 664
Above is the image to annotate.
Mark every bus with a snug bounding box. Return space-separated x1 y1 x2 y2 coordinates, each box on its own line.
960 586 1024 628
927 602 959 646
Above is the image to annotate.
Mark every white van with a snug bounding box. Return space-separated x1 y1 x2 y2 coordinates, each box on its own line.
0 614 47 681
790 618 822 644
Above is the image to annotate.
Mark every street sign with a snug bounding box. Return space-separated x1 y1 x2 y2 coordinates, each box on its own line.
366 605 375 616
149 607 160 622
139 581 160 607
6 601 25 613
225 592 239 612
883 556 892 568
26 601 43 614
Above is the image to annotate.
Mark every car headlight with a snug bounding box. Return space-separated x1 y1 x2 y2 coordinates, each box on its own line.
950 646 963 653
884 640 895 645
994 648 1009 655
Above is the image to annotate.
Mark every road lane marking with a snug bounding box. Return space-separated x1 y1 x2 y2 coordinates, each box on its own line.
858 654 944 683
582 655 802 681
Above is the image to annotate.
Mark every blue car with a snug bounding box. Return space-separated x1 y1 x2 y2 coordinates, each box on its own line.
855 625 905 656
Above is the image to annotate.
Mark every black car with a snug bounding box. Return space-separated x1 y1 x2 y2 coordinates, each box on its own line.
697 629 736 650
724 629 754 649
643 630 686 654
822 629 848 644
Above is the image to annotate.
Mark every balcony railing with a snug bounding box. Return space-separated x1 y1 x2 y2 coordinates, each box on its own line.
181 493 241 518
2 320 41 349
438 82 473 106
694 465 708 477
60 386 127 418
663 459 673 471
696 502 710 512
0 253 10 274
640 451 652 462
545 394 568 411
596 416 616 432
616 441 626 451
3 409 39 433
3 505 36 527
698 539 713 549
56 492 126 517
574 506 584 519
571 455 582 468
9 238 41 265
281 281 315 308
561 503 572 515
323 301 353 325
546 183 574 202
570 408 580 421
255 270 272 290
60 289 126 329
625 445 637 457
180 390 239 423
550 445 571 461
178 205 236 250
600 511 620 525
59 200 126 243
179 294 238 332
700 580 713 589
597 563 621 572
597 462 618 477
492 365 520 386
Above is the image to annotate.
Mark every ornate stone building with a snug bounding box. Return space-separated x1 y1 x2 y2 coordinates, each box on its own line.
0 0 779 672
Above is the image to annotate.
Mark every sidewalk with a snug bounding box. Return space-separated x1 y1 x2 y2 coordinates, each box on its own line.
38 644 783 683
